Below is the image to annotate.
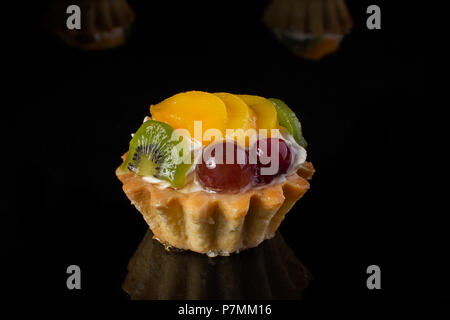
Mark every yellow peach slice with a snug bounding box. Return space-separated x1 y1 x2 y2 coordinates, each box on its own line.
214 92 257 147
150 91 227 145
237 94 279 134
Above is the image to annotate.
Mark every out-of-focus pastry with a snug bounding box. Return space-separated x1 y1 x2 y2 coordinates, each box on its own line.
263 0 353 60
45 0 135 50
123 230 311 299
116 91 314 256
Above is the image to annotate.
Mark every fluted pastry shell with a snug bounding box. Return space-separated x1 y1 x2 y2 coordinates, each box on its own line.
116 163 313 256
263 0 353 35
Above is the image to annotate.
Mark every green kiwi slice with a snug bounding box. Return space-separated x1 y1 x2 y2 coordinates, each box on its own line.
269 98 308 148
121 120 192 188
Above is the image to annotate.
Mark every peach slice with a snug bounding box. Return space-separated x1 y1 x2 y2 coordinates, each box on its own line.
214 92 257 146
237 94 279 134
150 91 227 145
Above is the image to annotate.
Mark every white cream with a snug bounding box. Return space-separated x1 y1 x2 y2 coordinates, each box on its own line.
186 139 203 176
177 180 203 194
142 176 171 189
281 131 307 175
142 175 204 193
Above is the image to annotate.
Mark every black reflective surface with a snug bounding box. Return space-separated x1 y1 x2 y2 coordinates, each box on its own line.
5 0 441 307
123 231 311 300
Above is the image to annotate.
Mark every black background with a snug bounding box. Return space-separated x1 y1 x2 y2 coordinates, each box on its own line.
3 0 443 312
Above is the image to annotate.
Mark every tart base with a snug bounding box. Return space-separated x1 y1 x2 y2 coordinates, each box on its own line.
116 163 313 256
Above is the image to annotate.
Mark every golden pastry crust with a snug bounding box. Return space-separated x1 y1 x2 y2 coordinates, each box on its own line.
116 162 313 256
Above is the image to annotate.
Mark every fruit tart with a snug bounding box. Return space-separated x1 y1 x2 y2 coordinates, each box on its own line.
116 91 314 256
45 0 135 51
263 0 353 60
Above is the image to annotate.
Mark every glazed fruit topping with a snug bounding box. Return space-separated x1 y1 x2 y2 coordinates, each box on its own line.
195 138 294 191
122 120 192 188
238 94 279 132
251 138 292 185
128 92 307 190
150 91 227 146
269 98 307 148
195 142 254 193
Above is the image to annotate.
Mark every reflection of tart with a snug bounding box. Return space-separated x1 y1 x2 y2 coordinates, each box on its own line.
123 230 311 299
116 91 314 256
263 0 353 60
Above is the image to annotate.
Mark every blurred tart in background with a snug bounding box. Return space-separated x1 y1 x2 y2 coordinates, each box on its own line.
263 0 353 60
45 0 135 50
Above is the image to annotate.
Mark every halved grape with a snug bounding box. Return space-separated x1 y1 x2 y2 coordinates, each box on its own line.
195 142 254 193
251 138 292 185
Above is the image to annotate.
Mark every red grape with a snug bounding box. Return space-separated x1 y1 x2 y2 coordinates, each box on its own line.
251 138 292 185
196 142 254 192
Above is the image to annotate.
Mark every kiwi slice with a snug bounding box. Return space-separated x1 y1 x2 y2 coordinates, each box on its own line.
269 98 308 148
121 120 192 188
